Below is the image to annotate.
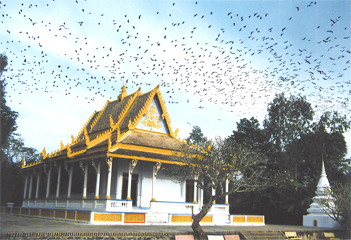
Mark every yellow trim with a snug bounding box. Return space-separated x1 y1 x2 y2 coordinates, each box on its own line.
126 197 131 200
111 142 177 156
66 144 87 158
110 88 141 131
75 110 97 143
225 202 229 205
85 128 112 149
247 216 264 223
82 196 87 199
134 128 170 136
155 89 174 137
106 196 110 199
90 100 109 131
151 198 156 201
107 153 186 165
128 86 159 130
95 196 99 199
193 200 197 203
232 216 245 223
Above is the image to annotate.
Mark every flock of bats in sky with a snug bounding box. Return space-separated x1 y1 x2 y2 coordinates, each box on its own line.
1 0 350 118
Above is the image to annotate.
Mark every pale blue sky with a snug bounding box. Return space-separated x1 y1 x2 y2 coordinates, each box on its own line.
1 0 350 158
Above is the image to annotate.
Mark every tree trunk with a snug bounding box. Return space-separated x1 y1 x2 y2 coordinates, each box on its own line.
191 196 214 240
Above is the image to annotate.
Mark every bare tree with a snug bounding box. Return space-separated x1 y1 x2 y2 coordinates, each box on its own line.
320 182 351 239
165 137 276 240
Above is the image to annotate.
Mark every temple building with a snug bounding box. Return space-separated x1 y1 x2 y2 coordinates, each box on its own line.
18 84 264 225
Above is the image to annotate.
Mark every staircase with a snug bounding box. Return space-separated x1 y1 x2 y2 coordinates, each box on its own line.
241 231 286 240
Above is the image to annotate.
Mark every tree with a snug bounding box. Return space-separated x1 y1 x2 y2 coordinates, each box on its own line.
229 117 270 152
1 53 18 149
263 93 314 153
319 182 351 239
165 137 275 239
186 125 208 146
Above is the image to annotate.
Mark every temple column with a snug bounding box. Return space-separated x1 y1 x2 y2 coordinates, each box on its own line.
35 172 40 199
67 163 73 199
199 177 204 209
127 159 138 200
56 163 62 199
45 166 52 199
82 162 88 199
212 182 216 204
105 157 112 199
23 173 29 199
193 175 198 203
28 172 33 199
225 179 229 204
95 160 101 199
151 162 162 201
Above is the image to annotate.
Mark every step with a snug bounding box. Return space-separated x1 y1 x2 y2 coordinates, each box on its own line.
241 231 286 240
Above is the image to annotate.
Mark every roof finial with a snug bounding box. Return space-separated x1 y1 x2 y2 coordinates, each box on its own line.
118 75 128 102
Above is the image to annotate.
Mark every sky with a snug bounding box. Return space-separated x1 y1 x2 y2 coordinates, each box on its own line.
1 0 350 159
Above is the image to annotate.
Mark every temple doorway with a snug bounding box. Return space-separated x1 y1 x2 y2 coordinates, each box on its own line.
122 173 138 206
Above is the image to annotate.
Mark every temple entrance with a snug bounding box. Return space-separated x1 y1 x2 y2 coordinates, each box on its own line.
122 173 138 206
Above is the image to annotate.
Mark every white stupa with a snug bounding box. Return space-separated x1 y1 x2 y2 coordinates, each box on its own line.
303 161 342 228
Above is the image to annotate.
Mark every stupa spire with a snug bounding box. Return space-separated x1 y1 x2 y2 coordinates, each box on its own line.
316 160 331 195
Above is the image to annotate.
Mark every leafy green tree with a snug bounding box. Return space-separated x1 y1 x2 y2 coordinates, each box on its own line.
1 53 18 149
0 53 40 206
166 137 275 239
263 93 314 153
229 117 270 153
186 126 208 146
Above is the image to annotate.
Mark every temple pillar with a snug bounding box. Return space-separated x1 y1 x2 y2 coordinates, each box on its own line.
193 175 198 203
151 162 162 201
127 159 138 200
28 172 33 199
45 167 52 199
67 163 73 198
225 179 229 204
23 173 29 199
56 163 62 199
199 177 204 209
95 160 101 199
105 157 112 199
82 161 88 199
35 172 40 199
212 182 216 204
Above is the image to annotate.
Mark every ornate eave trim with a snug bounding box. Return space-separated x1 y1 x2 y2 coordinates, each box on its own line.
128 86 159 130
108 130 132 152
66 144 87 158
110 88 141 131
89 100 110 132
109 142 179 156
73 110 97 144
107 153 186 166
154 88 174 137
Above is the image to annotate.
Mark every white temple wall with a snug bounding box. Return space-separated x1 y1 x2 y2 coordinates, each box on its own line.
155 164 185 203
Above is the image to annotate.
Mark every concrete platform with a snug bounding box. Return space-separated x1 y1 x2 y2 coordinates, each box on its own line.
0 214 345 239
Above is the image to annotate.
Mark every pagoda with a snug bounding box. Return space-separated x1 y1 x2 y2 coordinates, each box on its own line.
303 161 342 228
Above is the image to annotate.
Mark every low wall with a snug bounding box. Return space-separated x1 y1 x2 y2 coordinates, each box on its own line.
1 207 147 224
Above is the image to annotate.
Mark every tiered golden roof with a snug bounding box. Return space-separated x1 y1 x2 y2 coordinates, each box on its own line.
23 84 204 169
